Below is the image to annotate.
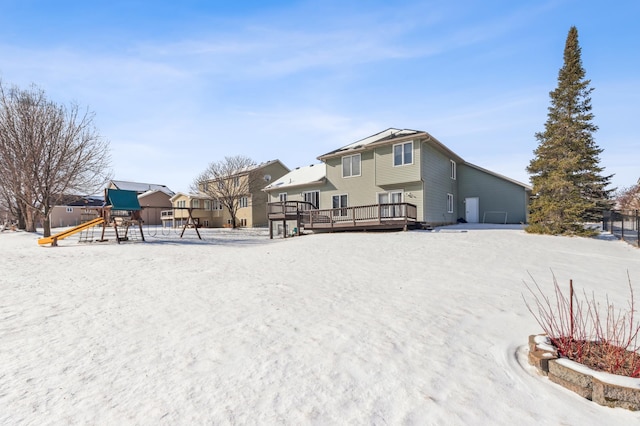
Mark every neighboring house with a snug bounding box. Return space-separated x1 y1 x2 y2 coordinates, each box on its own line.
107 180 175 225
138 190 173 225
166 192 224 228
48 196 104 228
198 159 289 228
267 128 531 228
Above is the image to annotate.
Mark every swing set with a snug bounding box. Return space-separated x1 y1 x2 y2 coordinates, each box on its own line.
38 189 145 246
38 189 204 246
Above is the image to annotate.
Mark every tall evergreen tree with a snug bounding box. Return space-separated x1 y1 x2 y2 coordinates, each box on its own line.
527 26 613 235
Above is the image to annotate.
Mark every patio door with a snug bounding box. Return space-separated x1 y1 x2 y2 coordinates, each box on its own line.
378 191 403 218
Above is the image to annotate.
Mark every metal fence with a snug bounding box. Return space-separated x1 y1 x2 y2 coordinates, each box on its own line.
602 210 639 247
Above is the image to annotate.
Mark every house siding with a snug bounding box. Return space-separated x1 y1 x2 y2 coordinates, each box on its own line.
321 151 377 208
248 161 289 227
421 142 458 224
319 149 424 219
374 141 421 186
138 192 172 225
457 164 529 224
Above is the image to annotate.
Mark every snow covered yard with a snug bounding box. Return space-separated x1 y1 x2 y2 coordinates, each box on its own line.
1 226 639 425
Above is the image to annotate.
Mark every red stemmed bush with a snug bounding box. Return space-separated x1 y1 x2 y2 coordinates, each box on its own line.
523 272 640 377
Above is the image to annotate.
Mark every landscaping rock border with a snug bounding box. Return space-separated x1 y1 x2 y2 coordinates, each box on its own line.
528 334 640 411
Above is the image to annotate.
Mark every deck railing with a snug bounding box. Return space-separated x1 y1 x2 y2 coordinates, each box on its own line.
267 201 317 216
268 201 417 229
307 203 417 227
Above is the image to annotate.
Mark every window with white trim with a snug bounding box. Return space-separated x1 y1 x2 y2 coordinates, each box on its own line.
204 200 210 210
239 218 247 227
212 199 223 210
239 196 248 208
332 194 348 216
342 154 361 178
393 141 413 166
447 193 454 213
66 207 73 213
192 199 200 208
279 193 287 202
378 191 403 217
303 191 319 209
450 160 457 180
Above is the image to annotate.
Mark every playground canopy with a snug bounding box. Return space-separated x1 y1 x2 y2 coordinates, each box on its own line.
107 189 141 211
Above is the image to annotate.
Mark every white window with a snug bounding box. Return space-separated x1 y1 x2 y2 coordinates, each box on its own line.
218 181 224 189
203 220 209 227
450 160 457 180
192 199 200 208
303 191 319 209
212 199 223 210
332 194 348 216
239 218 247 227
342 154 361 178
66 207 73 213
279 193 287 202
447 193 454 213
204 200 210 210
239 196 248 208
378 191 403 217
393 141 413 166
233 177 240 187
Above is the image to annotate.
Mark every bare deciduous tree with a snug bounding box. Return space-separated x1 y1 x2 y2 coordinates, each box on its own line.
0 81 112 236
192 155 260 229
616 182 640 210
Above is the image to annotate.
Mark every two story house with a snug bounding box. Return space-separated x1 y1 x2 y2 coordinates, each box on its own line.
168 160 289 228
266 128 530 232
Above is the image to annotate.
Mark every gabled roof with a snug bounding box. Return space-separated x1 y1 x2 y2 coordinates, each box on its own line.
317 128 464 162
138 189 172 199
169 191 213 202
264 163 326 192
110 180 175 196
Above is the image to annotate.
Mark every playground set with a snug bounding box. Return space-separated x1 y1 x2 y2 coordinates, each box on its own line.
37 189 203 246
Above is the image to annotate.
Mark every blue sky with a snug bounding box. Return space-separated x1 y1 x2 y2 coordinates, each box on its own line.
1 0 638 193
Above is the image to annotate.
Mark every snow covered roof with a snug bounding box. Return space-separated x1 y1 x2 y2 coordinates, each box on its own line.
110 180 175 196
169 191 213 202
264 163 326 191
138 189 172 199
318 128 424 159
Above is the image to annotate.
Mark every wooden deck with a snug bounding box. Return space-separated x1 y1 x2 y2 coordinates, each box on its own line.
267 201 418 238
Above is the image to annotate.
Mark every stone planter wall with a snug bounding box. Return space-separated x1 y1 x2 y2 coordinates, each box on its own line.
528 334 640 411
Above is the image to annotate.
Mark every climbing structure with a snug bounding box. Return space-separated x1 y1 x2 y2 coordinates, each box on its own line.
98 189 145 243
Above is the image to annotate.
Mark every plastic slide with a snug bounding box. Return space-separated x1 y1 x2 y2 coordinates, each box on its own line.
38 217 105 246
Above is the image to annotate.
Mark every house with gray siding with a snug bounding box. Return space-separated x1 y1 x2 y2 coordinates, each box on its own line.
315 128 530 225
266 128 530 234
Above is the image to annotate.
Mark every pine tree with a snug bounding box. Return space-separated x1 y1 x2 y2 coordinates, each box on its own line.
527 26 613 235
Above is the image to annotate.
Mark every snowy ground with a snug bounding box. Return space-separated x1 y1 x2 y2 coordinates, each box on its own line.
1 225 640 425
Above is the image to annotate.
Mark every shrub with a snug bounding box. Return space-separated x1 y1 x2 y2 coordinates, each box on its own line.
523 272 640 377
